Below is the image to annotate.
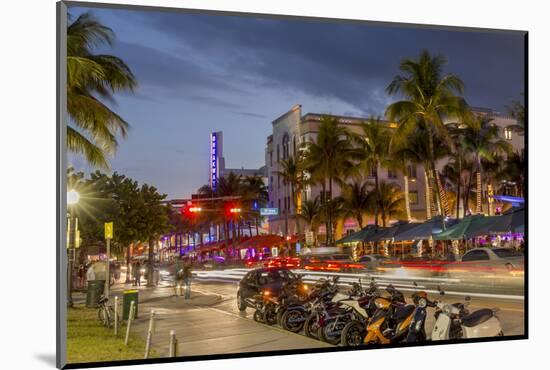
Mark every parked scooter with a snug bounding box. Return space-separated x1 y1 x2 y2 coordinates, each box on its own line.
431 287 504 340
361 284 413 345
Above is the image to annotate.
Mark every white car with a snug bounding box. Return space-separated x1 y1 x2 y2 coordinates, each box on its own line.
459 247 524 270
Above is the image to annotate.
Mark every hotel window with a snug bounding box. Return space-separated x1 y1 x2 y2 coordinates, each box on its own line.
369 166 377 178
278 199 281 211
282 134 290 160
276 145 280 161
388 168 397 179
277 175 280 188
407 164 417 179
504 127 513 140
270 176 273 190
409 190 419 205
269 151 273 166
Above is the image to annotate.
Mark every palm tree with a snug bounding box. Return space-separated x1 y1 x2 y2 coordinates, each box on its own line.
242 175 269 235
386 50 467 218
352 118 391 227
496 151 525 197
460 116 513 214
67 12 137 169
373 181 406 227
275 156 304 237
506 99 525 135
299 196 322 246
339 181 371 229
303 116 354 244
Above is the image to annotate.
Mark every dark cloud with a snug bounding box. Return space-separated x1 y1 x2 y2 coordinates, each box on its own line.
135 12 525 113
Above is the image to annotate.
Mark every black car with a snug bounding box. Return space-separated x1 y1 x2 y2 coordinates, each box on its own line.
237 267 299 311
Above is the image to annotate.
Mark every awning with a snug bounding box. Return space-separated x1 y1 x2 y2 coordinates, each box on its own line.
237 235 286 250
335 225 387 244
433 214 498 240
370 220 422 242
393 216 458 241
469 207 525 236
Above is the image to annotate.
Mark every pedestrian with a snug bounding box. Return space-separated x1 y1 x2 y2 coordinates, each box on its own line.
174 258 184 296
183 259 193 299
134 261 141 286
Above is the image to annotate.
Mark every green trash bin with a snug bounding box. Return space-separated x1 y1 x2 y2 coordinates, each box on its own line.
123 290 139 320
85 280 106 308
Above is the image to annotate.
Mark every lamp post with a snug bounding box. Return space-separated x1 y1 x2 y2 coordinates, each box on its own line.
67 189 80 307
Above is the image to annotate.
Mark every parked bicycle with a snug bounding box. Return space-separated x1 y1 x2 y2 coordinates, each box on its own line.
97 294 120 329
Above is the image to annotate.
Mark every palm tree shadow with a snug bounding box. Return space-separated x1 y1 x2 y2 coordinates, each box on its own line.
33 353 56 367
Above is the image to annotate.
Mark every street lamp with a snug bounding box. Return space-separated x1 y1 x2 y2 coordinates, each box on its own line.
67 189 80 307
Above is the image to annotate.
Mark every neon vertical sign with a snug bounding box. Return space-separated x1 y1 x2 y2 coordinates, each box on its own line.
210 132 218 191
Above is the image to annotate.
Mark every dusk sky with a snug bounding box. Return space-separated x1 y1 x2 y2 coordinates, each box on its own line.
68 5 525 200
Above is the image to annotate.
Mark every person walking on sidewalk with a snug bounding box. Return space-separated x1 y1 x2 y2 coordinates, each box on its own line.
183 259 193 299
174 258 184 296
134 261 142 286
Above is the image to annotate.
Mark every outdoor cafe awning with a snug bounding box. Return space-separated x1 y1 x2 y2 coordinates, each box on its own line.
433 214 499 240
393 216 458 241
469 207 525 236
335 225 387 244
370 220 422 242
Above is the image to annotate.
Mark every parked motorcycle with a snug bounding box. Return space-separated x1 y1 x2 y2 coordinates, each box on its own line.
340 280 380 346
318 280 376 345
431 287 504 340
253 275 308 325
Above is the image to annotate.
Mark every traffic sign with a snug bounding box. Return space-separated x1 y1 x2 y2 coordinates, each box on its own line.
104 222 114 239
260 208 279 216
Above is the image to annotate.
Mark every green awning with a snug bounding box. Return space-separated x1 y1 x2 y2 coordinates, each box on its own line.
335 225 387 244
433 214 497 240
393 216 458 241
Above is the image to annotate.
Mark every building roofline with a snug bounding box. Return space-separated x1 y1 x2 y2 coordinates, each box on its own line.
272 104 301 125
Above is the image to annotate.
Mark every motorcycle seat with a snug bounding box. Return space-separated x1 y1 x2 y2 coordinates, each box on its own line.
393 304 415 321
461 308 494 327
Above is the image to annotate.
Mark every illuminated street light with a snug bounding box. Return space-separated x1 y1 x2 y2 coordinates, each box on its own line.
189 207 202 213
67 189 80 205
230 208 241 213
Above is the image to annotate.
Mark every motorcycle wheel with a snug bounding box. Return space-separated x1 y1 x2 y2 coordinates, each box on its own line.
318 319 342 345
341 321 366 347
263 308 278 326
253 310 264 323
237 292 247 312
303 314 319 339
276 308 286 326
282 310 305 333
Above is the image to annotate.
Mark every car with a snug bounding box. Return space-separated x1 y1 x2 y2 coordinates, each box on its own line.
237 267 299 311
357 254 400 270
301 254 364 273
200 256 227 270
458 247 524 270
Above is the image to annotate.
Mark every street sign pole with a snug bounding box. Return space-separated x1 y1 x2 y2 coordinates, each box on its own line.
104 222 114 297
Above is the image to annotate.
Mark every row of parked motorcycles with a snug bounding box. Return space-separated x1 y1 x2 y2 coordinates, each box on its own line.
250 275 504 346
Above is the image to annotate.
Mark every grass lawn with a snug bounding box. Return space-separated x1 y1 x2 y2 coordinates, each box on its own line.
67 305 158 364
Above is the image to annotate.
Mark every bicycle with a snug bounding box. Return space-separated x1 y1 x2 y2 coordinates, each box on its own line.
97 294 121 329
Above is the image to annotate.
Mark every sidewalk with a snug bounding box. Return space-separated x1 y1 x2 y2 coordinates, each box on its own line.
126 288 331 357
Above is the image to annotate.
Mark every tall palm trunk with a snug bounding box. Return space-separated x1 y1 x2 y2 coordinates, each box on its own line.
321 182 329 245
456 157 462 219
427 128 445 230
464 161 475 216
475 157 483 214
424 170 432 219
374 165 380 227
403 175 411 221
328 176 333 244
147 238 155 287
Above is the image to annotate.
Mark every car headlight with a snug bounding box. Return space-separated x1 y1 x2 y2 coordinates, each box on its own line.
417 297 427 308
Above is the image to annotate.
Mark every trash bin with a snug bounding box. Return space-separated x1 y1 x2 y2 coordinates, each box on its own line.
123 290 139 320
85 280 106 308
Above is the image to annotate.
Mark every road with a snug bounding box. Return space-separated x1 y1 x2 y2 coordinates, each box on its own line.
95 267 523 359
